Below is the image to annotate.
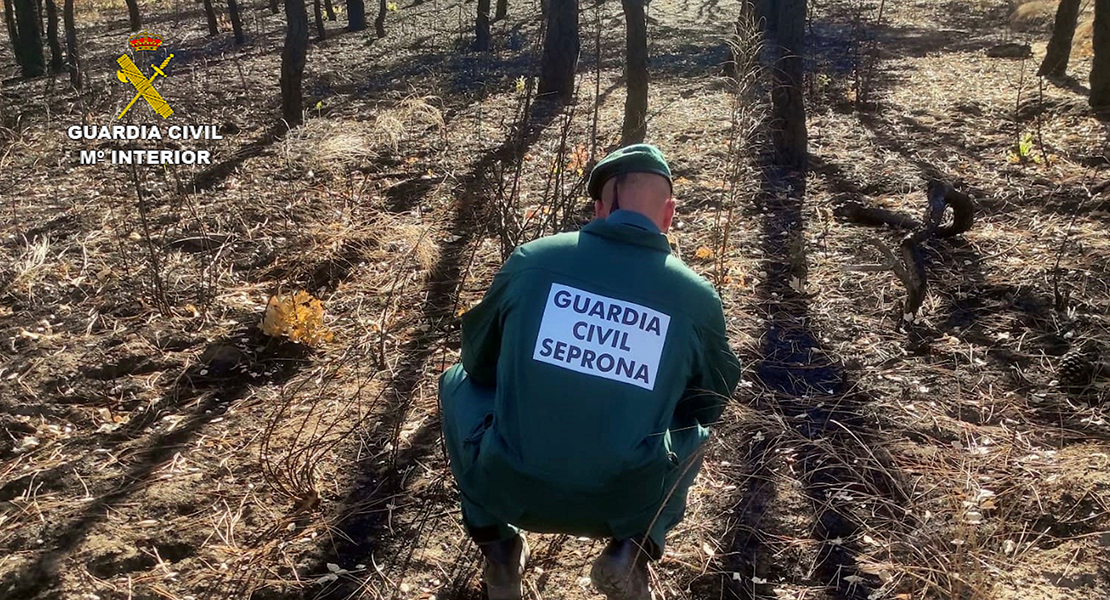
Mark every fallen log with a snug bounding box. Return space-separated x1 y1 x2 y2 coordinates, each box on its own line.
838 181 975 323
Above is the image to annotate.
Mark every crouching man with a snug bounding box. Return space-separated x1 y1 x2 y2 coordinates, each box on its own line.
439 144 741 600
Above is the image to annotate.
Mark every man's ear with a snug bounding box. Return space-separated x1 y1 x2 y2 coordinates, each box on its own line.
660 197 676 233
596 179 615 218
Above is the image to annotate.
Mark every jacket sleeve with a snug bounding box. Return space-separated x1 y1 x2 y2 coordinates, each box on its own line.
460 258 517 386
674 306 741 428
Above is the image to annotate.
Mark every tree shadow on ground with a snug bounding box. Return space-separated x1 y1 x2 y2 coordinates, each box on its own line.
322 41 538 106
650 41 733 80
0 323 314 598
189 126 283 193
740 168 878 600
812 148 1110 448
699 160 915 600
688 435 779 600
188 30 545 199
250 98 564 600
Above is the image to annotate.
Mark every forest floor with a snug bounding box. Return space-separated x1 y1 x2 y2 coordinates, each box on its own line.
1 0 1109 599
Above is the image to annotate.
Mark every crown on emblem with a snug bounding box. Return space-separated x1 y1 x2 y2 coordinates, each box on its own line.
128 30 163 52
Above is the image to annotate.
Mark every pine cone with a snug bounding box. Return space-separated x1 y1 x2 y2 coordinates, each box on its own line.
1058 342 1101 389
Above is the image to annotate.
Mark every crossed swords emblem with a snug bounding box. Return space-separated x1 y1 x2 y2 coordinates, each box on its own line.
116 53 175 119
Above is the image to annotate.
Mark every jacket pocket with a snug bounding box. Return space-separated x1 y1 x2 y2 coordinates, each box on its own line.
460 413 494 469
465 413 494 444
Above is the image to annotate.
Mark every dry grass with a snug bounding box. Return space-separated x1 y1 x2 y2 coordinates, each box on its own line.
372 95 445 152
8 235 52 299
1 0 1108 599
277 96 444 176
277 119 380 175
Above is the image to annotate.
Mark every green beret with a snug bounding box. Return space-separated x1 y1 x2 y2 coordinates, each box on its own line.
587 143 672 201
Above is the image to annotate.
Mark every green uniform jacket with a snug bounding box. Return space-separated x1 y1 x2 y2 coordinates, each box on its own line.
454 210 741 544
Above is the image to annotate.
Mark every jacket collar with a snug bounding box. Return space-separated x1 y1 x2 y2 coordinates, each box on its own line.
582 211 672 254
606 209 661 233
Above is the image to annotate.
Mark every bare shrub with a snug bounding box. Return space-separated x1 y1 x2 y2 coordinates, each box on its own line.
277 96 444 176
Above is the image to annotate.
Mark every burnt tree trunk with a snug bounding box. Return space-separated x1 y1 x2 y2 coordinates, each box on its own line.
494 0 506 21
374 0 385 38
769 0 806 169
1038 0 1081 77
12 0 44 77
43 0 59 72
202 0 218 35
281 0 309 129
4 0 16 49
347 0 365 31
474 0 490 50
124 0 141 31
323 0 335 20
313 0 325 40
63 0 78 88
621 0 647 144
539 0 579 103
227 0 245 44
1092 0 1110 109
270 0 278 13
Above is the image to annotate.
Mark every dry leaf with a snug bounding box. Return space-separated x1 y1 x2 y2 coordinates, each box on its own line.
261 290 334 346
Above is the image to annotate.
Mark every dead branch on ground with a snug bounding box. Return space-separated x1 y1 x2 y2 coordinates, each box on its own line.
837 181 974 323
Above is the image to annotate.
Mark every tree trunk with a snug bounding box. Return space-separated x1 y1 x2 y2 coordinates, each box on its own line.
347 0 365 31
620 0 647 144
1038 0 1081 77
43 0 59 72
270 0 278 14
281 0 309 128
6 0 26 72
374 0 385 38
769 0 806 169
5 0 18 52
474 0 490 50
494 0 506 21
1093 0 1110 109
124 0 140 31
227 0 244 44
63 0 78 88
539 0 579 103
323 0 335 20
202 0 218 35
313 0 325 40
13 0 44 77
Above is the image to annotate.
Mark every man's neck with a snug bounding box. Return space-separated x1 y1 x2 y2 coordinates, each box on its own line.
606 209 661 234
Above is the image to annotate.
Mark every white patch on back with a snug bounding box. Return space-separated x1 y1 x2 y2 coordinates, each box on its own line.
532 283 670 391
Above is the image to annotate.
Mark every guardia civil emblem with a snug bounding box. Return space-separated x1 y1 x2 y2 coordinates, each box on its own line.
116 30 174 119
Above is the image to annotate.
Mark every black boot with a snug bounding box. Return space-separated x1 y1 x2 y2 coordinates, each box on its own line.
478 533 528 600
590 537 653 600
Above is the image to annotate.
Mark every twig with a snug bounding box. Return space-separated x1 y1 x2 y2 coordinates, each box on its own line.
130 163 170 315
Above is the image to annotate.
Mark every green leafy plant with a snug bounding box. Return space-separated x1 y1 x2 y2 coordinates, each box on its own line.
1009 132 1042 164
